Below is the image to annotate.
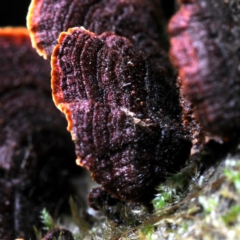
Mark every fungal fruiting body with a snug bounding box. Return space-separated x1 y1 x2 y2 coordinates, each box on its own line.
0 27 78 239
169 0 240 139
27 0 192 205
51 27 191 202
27 0 167 59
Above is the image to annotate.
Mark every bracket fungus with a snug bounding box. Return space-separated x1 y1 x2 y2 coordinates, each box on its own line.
51 27 191 203
25 0 193 206
3 0 240 237
27 0 167 60
169 0 240 140
0 27 78 239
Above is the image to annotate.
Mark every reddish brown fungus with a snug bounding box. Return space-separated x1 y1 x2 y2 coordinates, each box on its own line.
0 27 78 239
169 0 240 139
51 27 191 203
178 77 206 154
27 0 167 59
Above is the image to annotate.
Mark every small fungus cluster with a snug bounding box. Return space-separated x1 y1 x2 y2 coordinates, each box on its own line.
27 0 192 206
1 0 240 238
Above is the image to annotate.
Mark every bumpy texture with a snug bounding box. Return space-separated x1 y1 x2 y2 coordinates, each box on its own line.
178 77 206 154
169 0 240 139
0 28 78 239
27 0 166 59
52 27 191 202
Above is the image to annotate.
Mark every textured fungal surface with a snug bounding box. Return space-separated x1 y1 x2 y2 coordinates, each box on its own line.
27 0 166 59
52 27 191 202
169 0 240 138
178 78 206 154
0 28 78 239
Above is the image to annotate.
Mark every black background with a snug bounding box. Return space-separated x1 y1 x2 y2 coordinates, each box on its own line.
0 0 31 27
161 0 176 20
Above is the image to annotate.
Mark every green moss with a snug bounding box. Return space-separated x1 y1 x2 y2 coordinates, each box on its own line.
224 164 240 193
152 190 172 210
198 196 218 214
40 208 55 231
138 225 154 240
222 205 240 225
152 170 193 211
34 209 55 240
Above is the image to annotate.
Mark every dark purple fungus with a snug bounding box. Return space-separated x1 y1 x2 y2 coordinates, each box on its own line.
27 0 167 59
169 0 240 140
0 27 79 239
51 27 191 203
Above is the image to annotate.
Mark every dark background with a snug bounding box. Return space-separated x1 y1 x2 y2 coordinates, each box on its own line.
0 0 31 27
161 0 176 20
